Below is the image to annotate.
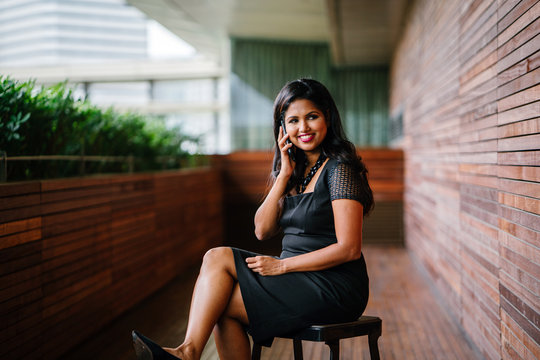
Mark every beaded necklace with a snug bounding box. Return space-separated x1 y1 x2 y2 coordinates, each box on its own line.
297 153 327 194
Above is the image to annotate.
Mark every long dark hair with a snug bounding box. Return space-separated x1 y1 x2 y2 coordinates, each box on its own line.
271 78 373 215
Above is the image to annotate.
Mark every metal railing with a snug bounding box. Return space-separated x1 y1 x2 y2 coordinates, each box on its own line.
0 151 6 182
0 152 186 182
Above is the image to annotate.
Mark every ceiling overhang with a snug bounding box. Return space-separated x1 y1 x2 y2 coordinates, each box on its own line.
127 0 409 66
327 0 409 66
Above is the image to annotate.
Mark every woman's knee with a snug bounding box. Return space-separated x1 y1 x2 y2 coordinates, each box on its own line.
201 247 234 272
203 246 232 263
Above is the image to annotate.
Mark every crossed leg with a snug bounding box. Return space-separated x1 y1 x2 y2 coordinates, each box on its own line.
164 247 250 360
213 284 251 359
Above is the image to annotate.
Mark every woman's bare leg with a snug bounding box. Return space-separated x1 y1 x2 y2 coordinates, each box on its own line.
164 247 249 360
213 284 251 360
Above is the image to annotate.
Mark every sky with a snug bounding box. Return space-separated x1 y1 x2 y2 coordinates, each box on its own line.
147 19 196 59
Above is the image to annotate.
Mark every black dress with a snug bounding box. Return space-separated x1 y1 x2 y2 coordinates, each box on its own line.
232 158 369 346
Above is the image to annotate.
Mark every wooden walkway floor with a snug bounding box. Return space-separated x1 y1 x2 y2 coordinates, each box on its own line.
60 245 483 360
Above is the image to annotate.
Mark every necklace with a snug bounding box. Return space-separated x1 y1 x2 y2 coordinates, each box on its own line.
297 153 327 194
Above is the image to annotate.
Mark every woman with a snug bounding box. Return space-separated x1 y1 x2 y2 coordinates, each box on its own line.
132 78 373 360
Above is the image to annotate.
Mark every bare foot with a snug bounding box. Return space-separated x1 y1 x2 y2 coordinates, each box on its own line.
163 347 183 359
164 344 196 360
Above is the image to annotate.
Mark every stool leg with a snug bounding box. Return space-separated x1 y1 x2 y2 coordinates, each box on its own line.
293 339 303 360
325 340 339 360
368 329 381 360
251 343 262 360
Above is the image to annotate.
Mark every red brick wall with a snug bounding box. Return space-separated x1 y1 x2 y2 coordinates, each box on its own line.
391 0 539 359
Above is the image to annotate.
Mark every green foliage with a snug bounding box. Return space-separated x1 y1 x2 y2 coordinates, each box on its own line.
0 76 200 181
0 77 33 144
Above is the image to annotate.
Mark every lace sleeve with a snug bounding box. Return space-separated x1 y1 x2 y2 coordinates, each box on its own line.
329 162 363 202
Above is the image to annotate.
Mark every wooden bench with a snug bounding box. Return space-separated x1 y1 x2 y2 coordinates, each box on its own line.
251 315 382 360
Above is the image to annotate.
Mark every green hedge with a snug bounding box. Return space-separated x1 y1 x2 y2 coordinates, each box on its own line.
0 76 201 181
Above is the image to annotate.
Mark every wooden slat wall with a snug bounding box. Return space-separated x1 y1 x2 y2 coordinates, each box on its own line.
212 149 404 253
212 152 277 254
0 169 223 359
390 0 539 359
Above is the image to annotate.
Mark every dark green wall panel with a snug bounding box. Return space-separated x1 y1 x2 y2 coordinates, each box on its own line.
231 38 389 149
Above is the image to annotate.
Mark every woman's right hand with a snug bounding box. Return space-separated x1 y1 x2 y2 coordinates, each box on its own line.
278 126 295 179
254 127 293 240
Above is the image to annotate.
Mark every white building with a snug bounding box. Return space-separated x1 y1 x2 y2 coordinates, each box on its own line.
0 0 148 66
0 0 229 154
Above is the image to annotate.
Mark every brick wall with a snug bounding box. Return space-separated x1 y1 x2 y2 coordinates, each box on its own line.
390 0 539 358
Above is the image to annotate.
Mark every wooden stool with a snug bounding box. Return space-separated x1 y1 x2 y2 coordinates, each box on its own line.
251 315 382 360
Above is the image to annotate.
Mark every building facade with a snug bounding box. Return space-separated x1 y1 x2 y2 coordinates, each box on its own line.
0 0 229 154
0 0 147 66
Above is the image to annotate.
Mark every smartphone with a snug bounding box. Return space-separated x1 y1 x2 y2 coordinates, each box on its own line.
280 118 296 162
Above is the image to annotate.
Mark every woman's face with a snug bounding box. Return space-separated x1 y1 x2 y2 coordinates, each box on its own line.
283 99 328 155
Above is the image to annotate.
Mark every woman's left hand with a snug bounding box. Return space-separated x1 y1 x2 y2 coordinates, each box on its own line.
246 256 286 276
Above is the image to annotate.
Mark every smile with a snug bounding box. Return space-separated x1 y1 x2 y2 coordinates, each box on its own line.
298 134 315 143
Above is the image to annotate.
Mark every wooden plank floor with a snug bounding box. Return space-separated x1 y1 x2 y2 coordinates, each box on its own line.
60 245 483 360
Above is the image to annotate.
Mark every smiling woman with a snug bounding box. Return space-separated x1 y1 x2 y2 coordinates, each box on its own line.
282 99 328 160
132 79 374 360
